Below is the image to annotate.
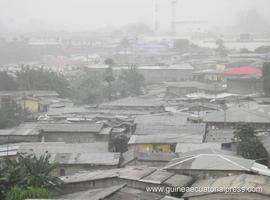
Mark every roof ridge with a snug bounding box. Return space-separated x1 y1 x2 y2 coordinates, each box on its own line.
216 154 251 171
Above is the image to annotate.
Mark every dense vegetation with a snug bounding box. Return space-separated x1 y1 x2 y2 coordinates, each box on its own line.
234 123 267 164
0 101 27 129
0 153 62 200
262 62 270 96
0 69 70 97
71 65 145 104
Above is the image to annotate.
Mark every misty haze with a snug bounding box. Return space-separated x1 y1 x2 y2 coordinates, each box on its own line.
1 0 270 200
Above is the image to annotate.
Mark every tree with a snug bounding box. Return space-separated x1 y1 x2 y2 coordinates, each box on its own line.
118 65 145 97
0 152 62 199
255 46 270 53
0 72 18 91
104 58 115 66
16 68 70 97
215 39 227 57
120 38 130 49
262 62 270 96
173 39 190 53
0 100 27 129
103 67 116 101
71 71 106 104
112 134 128 153
234 123 267 163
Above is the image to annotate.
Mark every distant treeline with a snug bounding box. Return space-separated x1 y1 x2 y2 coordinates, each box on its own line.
0 65 145 104
0 68 70 97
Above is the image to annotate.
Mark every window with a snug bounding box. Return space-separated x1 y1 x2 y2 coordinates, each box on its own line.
60 168 66 176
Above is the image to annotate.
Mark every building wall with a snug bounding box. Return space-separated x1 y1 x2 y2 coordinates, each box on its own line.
17 99 40 113
0 135 40 144
61 177 119 194
126 159 168 167
52 165 117 176
41 132 108 143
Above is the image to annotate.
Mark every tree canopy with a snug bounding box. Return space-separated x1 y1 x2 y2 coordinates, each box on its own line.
72 66 145 105
234 123 267 163
16 68 70 97
0 152 62 199
0 100 27 129
262 62 270 96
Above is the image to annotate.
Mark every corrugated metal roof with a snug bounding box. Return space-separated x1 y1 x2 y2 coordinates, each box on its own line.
61 166 193 188
0 142 109 157
183 174 270 198
40 123 103 133
53 152 120 165
135 113 188 125
165 154 255 171
203 107 270 123
100 97 164 107
135 123 206 136
0 123 39 136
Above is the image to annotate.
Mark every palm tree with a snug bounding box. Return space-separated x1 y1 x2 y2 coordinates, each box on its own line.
17 153 62 188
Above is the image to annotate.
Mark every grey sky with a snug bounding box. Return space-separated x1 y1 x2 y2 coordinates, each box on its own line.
0 0 269 32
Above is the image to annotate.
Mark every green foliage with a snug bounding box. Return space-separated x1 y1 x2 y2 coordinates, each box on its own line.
0 72 18 91
16 68 70 97
112 134 128 153
71 71 106 104
104 58 115 66
118 65 145 97
103 67 116 101
6 187 53 200
72 66 145 104
119 38 130 49
215 39 228 57
262 62 270 96
173 39 190 52
17 153 62 188
0 153 62 199
234 123 267 163
0 100 27 129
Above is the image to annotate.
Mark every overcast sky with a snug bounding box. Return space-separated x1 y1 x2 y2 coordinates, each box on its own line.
0 0 269 32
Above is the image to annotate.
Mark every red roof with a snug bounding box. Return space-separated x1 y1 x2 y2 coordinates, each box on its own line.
223 66 261 75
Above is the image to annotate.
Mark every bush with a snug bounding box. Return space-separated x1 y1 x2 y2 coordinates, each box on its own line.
6 187 53 200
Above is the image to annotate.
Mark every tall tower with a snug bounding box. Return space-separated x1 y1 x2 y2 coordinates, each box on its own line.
154 0 159 32
171 0 177 37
